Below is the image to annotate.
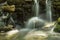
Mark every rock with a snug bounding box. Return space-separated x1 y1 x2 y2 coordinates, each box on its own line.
2 5 15 12
6 29 19 40
24 30 48 40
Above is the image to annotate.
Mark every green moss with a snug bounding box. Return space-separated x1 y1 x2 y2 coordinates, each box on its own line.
54 24 60 33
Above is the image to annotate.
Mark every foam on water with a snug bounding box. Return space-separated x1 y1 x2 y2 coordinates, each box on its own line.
26 17 45 29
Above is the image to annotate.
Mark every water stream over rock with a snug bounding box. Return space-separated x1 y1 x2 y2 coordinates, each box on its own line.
2 0 60 40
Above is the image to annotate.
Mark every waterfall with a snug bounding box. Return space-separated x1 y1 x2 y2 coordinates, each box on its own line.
33 0 39 17
6 0 60 40
25 0 40 29
46 0 56 33
46 0 52 22
11 1 40 39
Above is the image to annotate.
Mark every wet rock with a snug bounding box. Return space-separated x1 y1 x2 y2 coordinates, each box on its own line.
24 30 48 40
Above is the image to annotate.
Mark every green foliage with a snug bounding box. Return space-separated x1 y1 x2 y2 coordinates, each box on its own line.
54 24 60 33
58 17 60 22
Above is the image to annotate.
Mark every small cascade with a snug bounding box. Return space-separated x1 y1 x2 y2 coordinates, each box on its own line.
45 0 56 33
46 0 52 22
5 0 59 40
25 0 40 29
25 17 45 29
33 0 39 17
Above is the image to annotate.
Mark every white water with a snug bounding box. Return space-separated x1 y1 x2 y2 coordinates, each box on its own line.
33 0 39 16
46 0 52 22
26 17 45 29
25 0 41 29
46 0 56 33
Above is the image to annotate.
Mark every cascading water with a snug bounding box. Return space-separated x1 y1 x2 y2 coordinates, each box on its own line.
7 0 40 39
46 0 52 22
45 0 60 40
33 0 39 17
6 0 41 40
25 0 42 29
5 0 60 40
46 0 55 33
25 17 45 29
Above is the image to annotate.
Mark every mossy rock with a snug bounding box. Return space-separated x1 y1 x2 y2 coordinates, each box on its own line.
53 18 60 33
58 17 60 22
54 24 60 33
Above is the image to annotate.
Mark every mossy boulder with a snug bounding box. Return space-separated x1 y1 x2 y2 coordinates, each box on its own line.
54 17 60 33
54 24 60 33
